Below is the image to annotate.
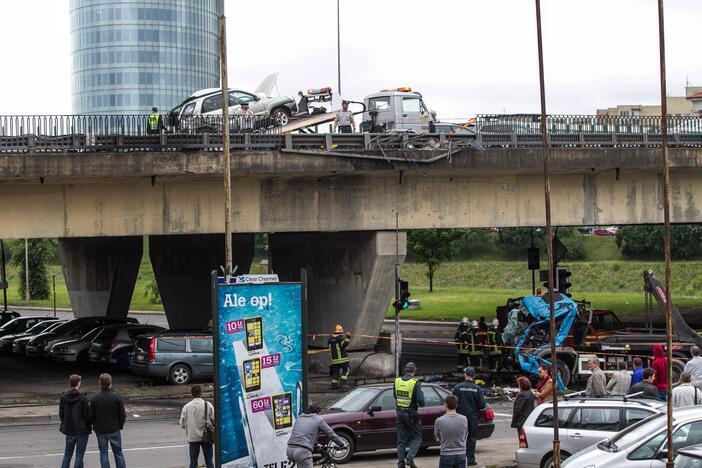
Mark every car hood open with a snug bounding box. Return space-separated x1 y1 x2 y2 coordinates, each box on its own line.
255 73 279 97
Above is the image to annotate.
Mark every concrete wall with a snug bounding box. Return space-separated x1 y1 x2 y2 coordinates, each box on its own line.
58 236 142 318
270 231 406 349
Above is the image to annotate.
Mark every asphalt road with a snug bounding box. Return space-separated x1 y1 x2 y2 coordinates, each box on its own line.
0 409 514 468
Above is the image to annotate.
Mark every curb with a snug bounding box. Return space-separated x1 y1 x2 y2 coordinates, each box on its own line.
0 407 181 426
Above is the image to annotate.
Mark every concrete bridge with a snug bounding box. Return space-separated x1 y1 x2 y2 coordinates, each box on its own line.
2 146 702 346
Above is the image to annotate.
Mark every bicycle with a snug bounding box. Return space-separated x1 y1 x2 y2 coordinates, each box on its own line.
287 443 340 468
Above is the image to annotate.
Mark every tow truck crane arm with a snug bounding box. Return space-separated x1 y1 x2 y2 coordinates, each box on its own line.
644 270 702 347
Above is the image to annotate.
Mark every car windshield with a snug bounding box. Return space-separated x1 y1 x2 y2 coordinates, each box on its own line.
81 327 102 341
329 388 380 412
0 318 22 332
604 412 667 450
43 321 67 333
50 321 81 335
26 320 57 334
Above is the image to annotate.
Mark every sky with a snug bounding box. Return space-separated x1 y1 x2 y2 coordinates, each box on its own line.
0 0 700 118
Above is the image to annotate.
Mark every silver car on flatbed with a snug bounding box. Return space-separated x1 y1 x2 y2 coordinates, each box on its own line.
517 396 665 468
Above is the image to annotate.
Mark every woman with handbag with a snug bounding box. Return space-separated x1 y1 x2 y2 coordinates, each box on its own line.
180 384 215 468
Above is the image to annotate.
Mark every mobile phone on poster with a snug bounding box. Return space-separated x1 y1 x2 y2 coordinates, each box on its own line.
243 358 261 392
245 317 263 351
272 392 293 429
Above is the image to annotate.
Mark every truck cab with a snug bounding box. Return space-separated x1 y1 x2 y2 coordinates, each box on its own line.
361 87 436 133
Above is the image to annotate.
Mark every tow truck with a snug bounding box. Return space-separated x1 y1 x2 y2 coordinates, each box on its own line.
360 87 437 133
494 270 702 388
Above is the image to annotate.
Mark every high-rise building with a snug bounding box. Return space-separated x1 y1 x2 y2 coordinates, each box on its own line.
70 0 221 115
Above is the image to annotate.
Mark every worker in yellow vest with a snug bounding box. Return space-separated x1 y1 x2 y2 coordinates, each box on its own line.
327 324 351 390
393 362 425 468
147 107 162 135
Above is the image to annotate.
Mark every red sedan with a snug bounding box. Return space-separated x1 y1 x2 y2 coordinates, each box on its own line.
321 383 495 463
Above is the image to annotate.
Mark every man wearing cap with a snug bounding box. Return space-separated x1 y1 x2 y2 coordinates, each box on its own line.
394 362 425 468
333 101 355 133
147 107 162 135
240 102 255 133
327 324 351 390
452 367 486 466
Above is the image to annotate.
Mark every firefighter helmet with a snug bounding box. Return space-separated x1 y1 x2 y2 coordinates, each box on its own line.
333 324 344 334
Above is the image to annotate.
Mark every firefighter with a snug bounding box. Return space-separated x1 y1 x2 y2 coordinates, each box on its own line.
147 107 162 135
468 320 483 370
455 317 472 373
328 324 351 389
486 319 503 372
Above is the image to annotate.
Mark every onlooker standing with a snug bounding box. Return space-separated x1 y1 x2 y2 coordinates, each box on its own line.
606 362 632 396
630 357 645 388
59 374 91 468
534 365 553 405
630 368 660 400
180 385 215 468
511 376 535 439
585 356 607 397
672 372 702 408
684 346 702 390
434 395 468 468
452 367 486 467
240 102 255 132
333 101 355 133
90 373 127 468
651 344 668 400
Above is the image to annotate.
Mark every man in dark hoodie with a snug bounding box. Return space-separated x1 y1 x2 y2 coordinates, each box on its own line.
60 374 91 468
652 344 668 400
90 373 127 468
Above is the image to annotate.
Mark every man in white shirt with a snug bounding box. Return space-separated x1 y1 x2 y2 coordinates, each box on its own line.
684 346 702 390
180 385 215 468
333 101 355 133
672 372 702 408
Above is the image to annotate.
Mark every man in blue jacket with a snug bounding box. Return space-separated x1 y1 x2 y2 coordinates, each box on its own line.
452 367 486 466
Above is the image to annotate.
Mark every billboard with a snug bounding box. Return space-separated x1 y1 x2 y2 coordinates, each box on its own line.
213 276 306 468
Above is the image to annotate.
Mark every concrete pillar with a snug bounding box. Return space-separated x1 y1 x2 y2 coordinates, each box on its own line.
270 231 406 349
58 236 143 318
149 234 255 330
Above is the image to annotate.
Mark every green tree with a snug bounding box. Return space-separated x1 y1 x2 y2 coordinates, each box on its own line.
407 229 466 292
616 225 702 259
495 228 545 255
10 239 54 300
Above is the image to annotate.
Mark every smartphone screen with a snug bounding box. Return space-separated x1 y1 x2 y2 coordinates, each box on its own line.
245 317 263 352
243 358 261 392
272 392 293 429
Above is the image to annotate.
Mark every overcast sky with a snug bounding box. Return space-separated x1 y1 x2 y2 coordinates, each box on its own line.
0 0 700 118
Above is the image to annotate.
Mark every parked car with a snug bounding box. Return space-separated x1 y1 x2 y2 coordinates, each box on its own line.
516 396 665 468
0 311 20 327
13 320 67 354
88 324 166 368
676 444 702 467
0 318 59 352
50 326 105 363
0 316 55 338
168 73 297 130
320 383 495 463
562 406 702 468
26 316 138 357
593 226 618 237
130 332 213 385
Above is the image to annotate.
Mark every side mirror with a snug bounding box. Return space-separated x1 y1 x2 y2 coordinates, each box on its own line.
657 449 668 460
367 405 382 416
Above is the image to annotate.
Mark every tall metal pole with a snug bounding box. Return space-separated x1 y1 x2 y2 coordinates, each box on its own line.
0 240 7 312
656 1 674 466
535 1 560 466
219 0 233 273
394 212 401 377
24 238 29 305
336 0 342 97
52 274 56 318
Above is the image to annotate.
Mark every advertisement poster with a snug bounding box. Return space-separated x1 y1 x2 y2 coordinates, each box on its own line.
214 279 305 468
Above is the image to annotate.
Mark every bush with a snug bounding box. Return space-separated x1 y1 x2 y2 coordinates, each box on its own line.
495 228 545 255
616 225 702 259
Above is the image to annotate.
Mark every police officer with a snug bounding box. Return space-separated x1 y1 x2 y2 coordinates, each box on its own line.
452 367 486 466
486 319 503 372
455 317 471 373
327 324 351 389
147 107 162 135
394 362 425 468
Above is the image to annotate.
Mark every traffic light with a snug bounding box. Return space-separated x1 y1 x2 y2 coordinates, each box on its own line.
539 269 552 292
394 280 411 311
557 267 572 297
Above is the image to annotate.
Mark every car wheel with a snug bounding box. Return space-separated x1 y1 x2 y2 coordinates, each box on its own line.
271 107 290 127
541 451 570 468
169 364 192 385
327 431 354 464
556 359 571 387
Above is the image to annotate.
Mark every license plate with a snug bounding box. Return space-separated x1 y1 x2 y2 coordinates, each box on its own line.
90 353 98 359
136 355 144 361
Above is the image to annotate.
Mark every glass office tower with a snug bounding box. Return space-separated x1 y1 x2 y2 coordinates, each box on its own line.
70 0 221 114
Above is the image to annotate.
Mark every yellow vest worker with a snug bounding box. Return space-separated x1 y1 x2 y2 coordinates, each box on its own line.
147 107 162 135
393 362 425 468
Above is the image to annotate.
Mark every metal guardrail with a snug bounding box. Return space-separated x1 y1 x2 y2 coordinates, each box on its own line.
0 114 701 153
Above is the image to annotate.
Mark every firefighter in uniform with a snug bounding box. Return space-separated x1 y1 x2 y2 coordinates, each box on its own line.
455 317 472 373
147 107 162 135
393 362 425 468
468 320 483 370
486 319 503 372
328 324 351 389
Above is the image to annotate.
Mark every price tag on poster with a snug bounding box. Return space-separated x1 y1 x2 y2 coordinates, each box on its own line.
213 278 305 468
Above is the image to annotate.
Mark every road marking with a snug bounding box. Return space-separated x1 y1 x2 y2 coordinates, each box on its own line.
0 444 188 461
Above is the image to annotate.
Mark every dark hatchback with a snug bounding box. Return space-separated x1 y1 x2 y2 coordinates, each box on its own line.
0 318 59 352
0 316 55 338
321 383 495 463
12 320 68 354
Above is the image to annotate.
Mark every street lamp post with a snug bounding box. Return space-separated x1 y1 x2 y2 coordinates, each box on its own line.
337 0 341 97
219 0 233 273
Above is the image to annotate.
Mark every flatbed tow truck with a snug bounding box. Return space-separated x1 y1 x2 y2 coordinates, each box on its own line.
491 270 702 388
